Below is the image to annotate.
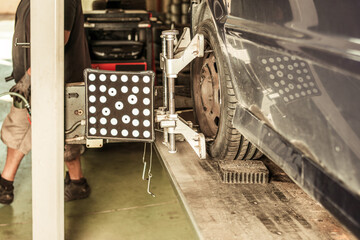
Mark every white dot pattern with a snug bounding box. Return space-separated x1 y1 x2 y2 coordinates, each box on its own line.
122 115 130 124
143 98 150 105
111 129 118 136
121 86 128 93
100 96 107 103
143 87 150 94
128 95 138 105
111 118 118 125
89 74 96 81
121 75 128 82
100 118 107 125
110 75 117 82
143 76 150 83
115 101 124 110
86 71 153 140
99 74 106 81
108 88 117 96
132 108 139 116
100 85 107 92
132 130 140 137
89 117 96 124
102 107 110 116
143 109 150 116
132 86 139 94
90 128 96 135
89 95 96 103
89 85 96 92
132 75 139 83
89 106 96 113
132 119 139 127
143 131 150 138
260 56 320 104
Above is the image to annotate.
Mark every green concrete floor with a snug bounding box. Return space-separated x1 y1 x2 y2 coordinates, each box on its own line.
0 16 198 240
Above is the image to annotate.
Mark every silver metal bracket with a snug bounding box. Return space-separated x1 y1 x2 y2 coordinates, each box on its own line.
173 117 206 159
155 111 206 159
86 138 103 148
160 27 204 78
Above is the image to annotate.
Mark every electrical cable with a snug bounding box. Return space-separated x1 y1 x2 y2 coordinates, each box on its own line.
0 92 31 120
147 143 155 197
141 142 155 197
142 143 147 180
65 120 82 134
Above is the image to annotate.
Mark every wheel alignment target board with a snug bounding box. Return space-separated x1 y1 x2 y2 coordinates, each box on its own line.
85 69 154 142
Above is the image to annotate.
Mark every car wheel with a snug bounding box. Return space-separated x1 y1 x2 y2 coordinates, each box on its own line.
191 20 263 160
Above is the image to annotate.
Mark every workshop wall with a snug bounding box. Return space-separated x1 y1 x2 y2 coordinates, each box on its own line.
0 0 20 14
0 0 170 18
81 0 169 12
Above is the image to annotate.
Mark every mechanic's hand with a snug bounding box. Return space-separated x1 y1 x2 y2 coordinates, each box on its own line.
10 71 31 103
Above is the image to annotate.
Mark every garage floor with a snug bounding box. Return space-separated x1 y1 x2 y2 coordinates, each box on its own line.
155 132 356 240
0 15 197 240
0 142 197 240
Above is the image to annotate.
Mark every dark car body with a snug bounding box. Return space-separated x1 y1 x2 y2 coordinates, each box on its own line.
191 0 360 235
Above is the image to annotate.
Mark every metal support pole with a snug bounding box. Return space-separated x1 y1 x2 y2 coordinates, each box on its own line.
162 30 178 153
31 0 64 239
161 36 168 110
161 35 169 144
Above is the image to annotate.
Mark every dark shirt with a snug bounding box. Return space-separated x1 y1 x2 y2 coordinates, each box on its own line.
12 0 91 83
64 0 91 83
12 0 30 83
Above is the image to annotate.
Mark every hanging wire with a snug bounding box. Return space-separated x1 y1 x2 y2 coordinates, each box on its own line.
147 143 155 197
142 143 147 180
141 142 155 197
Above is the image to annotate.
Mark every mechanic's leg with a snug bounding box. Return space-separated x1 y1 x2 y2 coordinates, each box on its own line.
64 145 90 201
0 147 24 204
1 147 25 181
65 155 83 180
0 106 30 204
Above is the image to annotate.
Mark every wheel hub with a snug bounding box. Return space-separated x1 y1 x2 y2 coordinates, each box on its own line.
198 53 221 138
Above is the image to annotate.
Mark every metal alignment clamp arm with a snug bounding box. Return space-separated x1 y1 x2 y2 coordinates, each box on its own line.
156 27 206 159
160 27 204 78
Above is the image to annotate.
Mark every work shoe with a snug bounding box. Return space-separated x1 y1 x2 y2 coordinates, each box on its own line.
64 172 91 202
0 176 14 204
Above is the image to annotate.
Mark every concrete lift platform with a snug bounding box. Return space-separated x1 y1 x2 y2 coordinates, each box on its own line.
154 132 356 240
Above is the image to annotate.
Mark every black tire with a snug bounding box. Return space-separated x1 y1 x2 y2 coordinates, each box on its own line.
191 20 263 160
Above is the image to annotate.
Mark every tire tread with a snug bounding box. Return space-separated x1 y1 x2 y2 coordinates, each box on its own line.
192 20 263 161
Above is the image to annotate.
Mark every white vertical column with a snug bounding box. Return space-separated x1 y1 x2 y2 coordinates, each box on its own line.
31 0 64 239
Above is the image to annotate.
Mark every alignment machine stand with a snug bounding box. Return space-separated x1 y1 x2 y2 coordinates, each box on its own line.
155 28 206 159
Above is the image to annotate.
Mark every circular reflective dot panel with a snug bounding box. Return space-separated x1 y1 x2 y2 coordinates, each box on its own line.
100 117 107 125
99 74 106 82
89 95 96 103
260 56 320 104
85 70 154 140
89 128 96 135
100 96 107 103
111 129 118 136
110 75 117 82
89 74 96 81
